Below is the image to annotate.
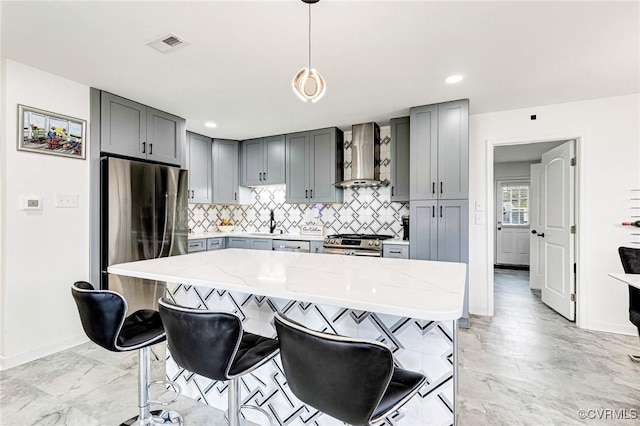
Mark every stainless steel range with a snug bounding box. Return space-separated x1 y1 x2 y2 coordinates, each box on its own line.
322 234 394 257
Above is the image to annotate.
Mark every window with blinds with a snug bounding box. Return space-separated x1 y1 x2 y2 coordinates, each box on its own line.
501 184 529 225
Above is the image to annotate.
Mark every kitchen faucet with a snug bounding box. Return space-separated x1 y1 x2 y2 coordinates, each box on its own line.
269 210 276 234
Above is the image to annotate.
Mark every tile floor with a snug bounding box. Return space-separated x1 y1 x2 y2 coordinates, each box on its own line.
1 269 639 425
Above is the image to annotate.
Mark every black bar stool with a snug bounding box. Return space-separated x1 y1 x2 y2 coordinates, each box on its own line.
158 297 279 426
71 281 183 426
618 247 640 362
274 312 427 426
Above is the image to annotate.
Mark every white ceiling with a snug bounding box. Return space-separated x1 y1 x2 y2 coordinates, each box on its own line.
494 140 566 163
2 1 638 140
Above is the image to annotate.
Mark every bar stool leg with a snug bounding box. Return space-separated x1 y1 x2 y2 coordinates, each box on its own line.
225 377 276 426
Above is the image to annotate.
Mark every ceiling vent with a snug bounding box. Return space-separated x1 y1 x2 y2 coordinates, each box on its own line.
147 34 189 53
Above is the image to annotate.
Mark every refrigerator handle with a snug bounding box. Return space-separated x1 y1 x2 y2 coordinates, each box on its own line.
157 193 169 258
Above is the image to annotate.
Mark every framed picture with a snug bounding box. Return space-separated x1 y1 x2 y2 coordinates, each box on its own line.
17 104 86 159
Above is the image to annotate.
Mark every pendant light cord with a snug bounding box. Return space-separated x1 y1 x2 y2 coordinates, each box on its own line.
308 3 312 69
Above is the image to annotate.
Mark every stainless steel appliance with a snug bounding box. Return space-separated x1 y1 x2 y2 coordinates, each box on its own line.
335 122 389 188
402 216 410 241
272 240 310 253
322 234 393 257
100 157 188 311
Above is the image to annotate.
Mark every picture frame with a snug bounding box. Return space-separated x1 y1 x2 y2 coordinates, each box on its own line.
17 104 86 159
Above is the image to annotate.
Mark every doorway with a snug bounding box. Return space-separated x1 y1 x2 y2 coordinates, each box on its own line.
490 139 578 321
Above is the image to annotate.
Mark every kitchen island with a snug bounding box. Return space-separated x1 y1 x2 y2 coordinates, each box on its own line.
108 249 466 425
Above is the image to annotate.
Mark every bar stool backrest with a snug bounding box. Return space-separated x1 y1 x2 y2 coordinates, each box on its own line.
71 281 127 352
274 312 394 426
619 247 640 327
158 298 243 381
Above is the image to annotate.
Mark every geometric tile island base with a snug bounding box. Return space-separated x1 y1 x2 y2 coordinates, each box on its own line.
166 283 454 426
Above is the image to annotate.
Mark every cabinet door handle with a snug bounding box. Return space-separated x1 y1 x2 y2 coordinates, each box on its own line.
432 182 435 194
305 189 308 198
432 206 435 217
263 171 267 181
440 206 443 217
391 186 395 196
234 192 237 201
191 190 194 198
149 143 153 155
310 189 313 198
440 182 443 194
259 172 262 181
142 142 146 153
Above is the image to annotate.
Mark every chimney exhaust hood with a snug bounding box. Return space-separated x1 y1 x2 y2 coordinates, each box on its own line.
335 122 389 188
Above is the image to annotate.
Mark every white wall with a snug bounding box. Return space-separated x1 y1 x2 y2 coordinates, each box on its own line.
0 60 90 369
468 94 640 335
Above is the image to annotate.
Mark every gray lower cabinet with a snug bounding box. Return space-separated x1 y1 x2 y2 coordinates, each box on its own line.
227 237 272 250
186 132 212 203
390 117 410 202
310 241 324 254
212 139 250 204
285 127 343 204
100 91 183 166
410 99 468 200
410 200 468 262
383 244 409 259
207 237 225 251
187 239 206 253
241 135 285 186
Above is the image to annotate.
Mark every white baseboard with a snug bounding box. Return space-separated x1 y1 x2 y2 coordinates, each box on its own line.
469 305 491 316
0 334 88 371
583 321 638 336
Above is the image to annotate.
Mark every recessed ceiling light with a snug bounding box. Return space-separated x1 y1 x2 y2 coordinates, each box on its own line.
445 75 464 84
205 122 217 128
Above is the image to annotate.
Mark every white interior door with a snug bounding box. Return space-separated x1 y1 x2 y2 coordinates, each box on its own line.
540 141 575 320
529 164 543 290
496 180 530 265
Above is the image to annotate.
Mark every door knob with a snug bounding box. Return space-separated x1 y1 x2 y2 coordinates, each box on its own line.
531 230 537 234
497 227 502 230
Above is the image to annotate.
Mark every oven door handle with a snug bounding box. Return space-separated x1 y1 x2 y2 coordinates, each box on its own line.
322 248 381 257
322 248 347 255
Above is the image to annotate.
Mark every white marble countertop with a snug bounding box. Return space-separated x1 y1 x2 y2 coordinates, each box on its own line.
188 231 409 245
108 249 465 321
609 273 640 290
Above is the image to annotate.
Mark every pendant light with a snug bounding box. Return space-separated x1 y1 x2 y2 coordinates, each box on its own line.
292 0 326 103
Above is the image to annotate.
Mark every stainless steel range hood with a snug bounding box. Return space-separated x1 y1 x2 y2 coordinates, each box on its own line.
335 122 389 188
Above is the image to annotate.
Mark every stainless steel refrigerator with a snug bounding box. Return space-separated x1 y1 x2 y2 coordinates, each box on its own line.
101 157 188 311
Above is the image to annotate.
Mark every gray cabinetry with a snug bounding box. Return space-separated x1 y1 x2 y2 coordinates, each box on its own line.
285 127 343 204
410 200 468 263
250 239 273 251
207 237 225 251
310 240 324 254
187 239 206 253
227 237 248 249
186 132 212 203
383 244 409 259
100 92 183 166
390 117 410 202
410 100 468 200
241 135 285 186
213 139 250 204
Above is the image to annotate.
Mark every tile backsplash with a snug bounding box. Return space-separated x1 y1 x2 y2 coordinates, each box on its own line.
188 126 410 238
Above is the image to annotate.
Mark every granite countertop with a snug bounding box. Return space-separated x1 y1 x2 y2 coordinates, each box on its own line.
188 232 409 245
108 249 465 321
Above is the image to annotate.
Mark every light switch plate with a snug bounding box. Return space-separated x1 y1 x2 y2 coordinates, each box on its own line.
55 193 79 208
475 201 484 212
475 212 484 225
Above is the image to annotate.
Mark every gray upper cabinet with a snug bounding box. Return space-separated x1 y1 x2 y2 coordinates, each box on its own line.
100 92 184 166
286 128 343 204
390 117 410 202
241 135 285 186
212 139 250 204
438 100 469 200
410 199 468 262
186 132 212 204
410 99 468 200
410 104 438 200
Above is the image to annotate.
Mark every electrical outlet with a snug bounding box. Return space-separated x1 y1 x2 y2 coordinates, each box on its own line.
475 212 484 225
55 193 79 208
